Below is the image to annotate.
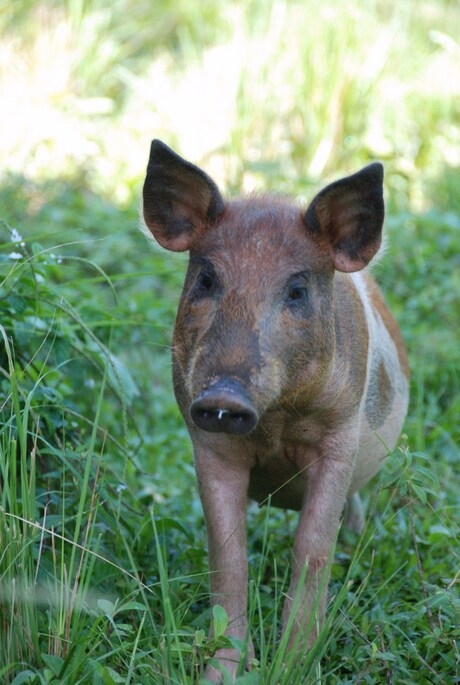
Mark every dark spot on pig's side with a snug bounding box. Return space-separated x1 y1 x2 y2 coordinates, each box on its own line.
365 357 394 430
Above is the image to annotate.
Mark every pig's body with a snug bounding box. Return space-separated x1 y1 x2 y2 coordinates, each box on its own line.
226 272 408 510
143 142 409 681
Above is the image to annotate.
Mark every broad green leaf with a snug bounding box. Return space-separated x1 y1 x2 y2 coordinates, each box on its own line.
212 604 228 638
11 672 39 685
41 654 64 676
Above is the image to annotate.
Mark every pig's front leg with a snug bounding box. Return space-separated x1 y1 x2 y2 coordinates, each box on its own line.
194 449 252 682
281 446 355 652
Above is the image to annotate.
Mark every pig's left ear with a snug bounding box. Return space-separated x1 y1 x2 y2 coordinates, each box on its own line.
142 140 225 252
304 163 384 272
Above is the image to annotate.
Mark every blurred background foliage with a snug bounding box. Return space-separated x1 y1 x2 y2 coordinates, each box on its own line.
0 0 459 203
0 1 459 682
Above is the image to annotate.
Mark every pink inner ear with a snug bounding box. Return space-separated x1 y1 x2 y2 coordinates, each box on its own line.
160 233 194 252
325 191 362 245
331 250 362 273
331 235 382 273
142 208 195 252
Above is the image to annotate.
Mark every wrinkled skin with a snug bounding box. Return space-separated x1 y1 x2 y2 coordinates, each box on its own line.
142 140 410 682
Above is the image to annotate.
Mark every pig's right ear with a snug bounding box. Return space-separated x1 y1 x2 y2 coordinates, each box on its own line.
142 140 225 252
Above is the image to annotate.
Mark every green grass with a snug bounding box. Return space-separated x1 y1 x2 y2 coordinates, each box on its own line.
1 1 459 683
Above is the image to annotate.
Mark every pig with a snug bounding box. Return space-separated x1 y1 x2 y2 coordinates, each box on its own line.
142 140 410 682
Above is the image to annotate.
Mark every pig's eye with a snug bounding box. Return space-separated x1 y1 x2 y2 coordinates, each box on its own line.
194 267 220 297
284 275 310 314
287 286 307 301
199 272 214 290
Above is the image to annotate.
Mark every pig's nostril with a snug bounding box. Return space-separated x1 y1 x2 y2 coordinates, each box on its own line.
190 382 258 436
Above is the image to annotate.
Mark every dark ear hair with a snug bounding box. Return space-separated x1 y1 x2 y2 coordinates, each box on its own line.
142 140 225 252
304 163 384 272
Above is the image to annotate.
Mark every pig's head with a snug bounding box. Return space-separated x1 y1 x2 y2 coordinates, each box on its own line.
143 140 384 436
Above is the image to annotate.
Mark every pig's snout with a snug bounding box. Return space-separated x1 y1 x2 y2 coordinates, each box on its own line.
190 380 259 436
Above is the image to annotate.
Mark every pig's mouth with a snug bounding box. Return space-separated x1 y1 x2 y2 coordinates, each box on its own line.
189 379 259 436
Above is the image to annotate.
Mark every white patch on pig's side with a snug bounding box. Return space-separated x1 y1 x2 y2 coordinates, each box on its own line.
349 270 374 411
349 271 409 493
